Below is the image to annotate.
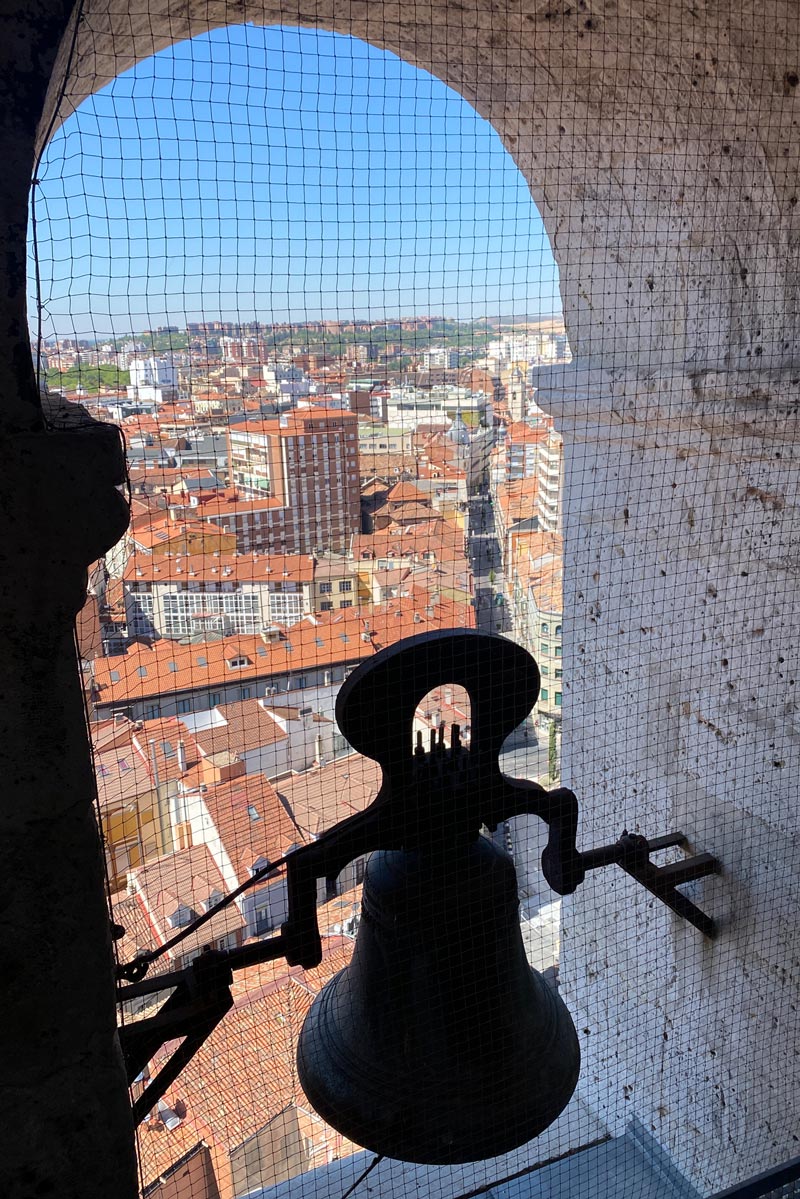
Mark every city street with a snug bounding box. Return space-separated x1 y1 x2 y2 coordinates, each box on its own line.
467 493 511 636
466 492 547 779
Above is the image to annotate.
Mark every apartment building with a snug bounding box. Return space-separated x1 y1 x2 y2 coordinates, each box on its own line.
508 532 564 729
502 420 549 482
161 489 288 553
92 596 473 722
536 425 563 534
227 408 361 553
123 551 316 639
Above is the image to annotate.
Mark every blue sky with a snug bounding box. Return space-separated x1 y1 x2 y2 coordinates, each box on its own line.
31 24 561 340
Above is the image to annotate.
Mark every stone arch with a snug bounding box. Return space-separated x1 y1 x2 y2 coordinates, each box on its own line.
40 0 800 378
3 4 798 1195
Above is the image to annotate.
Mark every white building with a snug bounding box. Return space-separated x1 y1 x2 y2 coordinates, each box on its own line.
123 552 316 639
126 355 177 404
385 384 484 430
262 361 311 399
421 346 459 369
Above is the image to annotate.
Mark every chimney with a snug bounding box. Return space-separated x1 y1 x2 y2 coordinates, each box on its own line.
177 740 187 772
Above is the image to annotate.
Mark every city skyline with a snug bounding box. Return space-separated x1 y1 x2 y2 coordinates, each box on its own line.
30 23 562 341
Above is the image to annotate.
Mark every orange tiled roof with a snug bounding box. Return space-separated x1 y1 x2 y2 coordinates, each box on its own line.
92 596 473 708
198 772 304 885
136 939 358 1192
190 699 289 760
352 516 464 563
124 551 315 587
275 755 382 840
386 480 430 504
172 489 284 515
130 519 233 552
231 409 358 436
495 476 540 526
504 420 549 445
129 844 246 958
513 531 563 615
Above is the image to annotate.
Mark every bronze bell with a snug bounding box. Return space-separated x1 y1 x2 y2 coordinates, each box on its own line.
295 630 581 1164
297 835 580 1164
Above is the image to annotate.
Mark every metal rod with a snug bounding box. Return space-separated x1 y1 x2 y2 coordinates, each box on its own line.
657 853 718 884
619 861 718 938
223 934 287 972
117 934 287 1003
117 967 188 1002
643 832 687 851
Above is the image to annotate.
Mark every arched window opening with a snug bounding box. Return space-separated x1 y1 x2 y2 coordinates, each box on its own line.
30 22 576 1195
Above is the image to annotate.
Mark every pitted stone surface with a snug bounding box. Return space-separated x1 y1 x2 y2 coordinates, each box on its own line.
544 365 800 1193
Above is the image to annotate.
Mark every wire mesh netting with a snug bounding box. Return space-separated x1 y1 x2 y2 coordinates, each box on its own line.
26 3 800 1199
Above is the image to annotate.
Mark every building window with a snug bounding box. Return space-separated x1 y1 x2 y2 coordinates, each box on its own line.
555 668 563 679
541 622 549 634
555 692 562 707
541 643 550 655
319 582 332 593
176 698 191 714
541 665 549 676
321 601 333 610
340 600 353 609
540 689 549 702
269 592 303 625
209 692 222 707
339 579 353 592
254 906 273 936
555 625 562 636
241 686 252 700
555 645 562 657
144 704 161 719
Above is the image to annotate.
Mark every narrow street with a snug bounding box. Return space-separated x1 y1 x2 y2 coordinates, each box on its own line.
466 492 548 781
466 492 511 636
465 490 553 925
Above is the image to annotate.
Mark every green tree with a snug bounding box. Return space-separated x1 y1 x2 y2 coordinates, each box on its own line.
47 364 130 393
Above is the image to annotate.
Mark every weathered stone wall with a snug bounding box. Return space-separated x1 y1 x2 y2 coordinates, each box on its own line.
538 363 800 1193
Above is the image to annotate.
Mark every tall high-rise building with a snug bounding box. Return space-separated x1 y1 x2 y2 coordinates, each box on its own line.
536 426 563 533
227 408 361 554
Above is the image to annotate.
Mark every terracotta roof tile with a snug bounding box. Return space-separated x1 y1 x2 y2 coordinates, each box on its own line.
198 772 305 885
93 596 472 709
129 845 246 964
136 939 359 1192
275 755 382 839
125 550 315 587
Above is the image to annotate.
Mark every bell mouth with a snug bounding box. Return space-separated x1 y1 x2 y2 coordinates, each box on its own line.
297 965 580 1165
296 841 580 1166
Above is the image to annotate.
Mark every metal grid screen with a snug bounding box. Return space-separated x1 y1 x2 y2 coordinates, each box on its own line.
26 4 800 1199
